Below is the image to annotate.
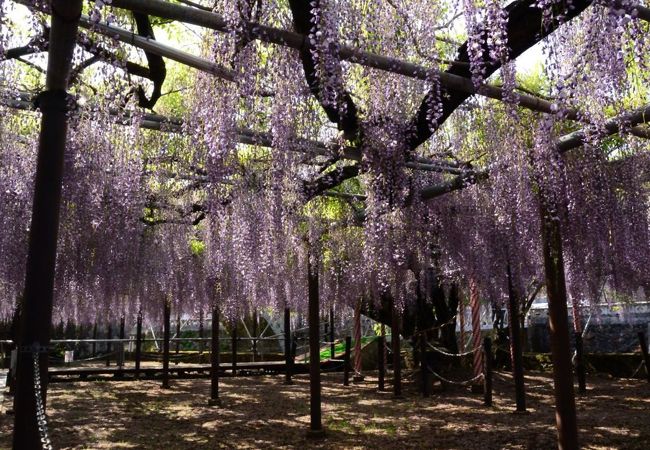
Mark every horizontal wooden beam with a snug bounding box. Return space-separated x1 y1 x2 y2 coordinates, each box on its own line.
2 90 466 176
108 0 579 120
420 103 650 200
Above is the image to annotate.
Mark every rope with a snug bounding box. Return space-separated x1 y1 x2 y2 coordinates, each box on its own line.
412 315 458 337
32 353 53 450
426 341 481 357
426 363 484 386
50 351 118 363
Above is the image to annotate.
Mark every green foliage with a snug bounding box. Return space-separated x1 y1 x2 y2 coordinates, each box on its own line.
189 237 205 257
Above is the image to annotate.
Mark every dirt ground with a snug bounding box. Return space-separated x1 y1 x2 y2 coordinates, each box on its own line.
1 370 649 449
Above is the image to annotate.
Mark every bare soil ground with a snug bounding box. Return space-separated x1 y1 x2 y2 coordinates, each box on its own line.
1 370 648 449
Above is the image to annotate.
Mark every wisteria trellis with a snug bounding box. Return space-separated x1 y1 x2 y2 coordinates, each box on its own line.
1 0 647 323
1 0 649 448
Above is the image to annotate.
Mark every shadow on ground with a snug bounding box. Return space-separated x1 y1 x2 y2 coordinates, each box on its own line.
0 370 648 449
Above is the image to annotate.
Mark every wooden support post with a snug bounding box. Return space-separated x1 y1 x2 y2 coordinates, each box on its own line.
92 322 97 357
391 302 402 398
484 337 493 407
541 206 579 450
162 300 171 389
11 2 83 447
210 306 220 405
307 257 324 436
135 311 143 379
106 323 112 367
198 309 205 357
639 332 650 383
343 336 351 386
119 317 125 340
329 307 335 359
506 262 526 412
175 314 181 355
575 332 586 394
117 316 125 377
469 279 484 382
420 334 429 397
353 301 364 382
231 319 237 376
284 307 293 385
252 309 258 360
377 336 385 391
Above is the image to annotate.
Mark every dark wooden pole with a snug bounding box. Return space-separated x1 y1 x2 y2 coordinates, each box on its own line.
135 311 143 379
210 306 220 404
252 309 258 360
575 332 586 393
119 317 125 340
329 307 335 359
198 309 205 358
11 2 83 447
541 207 578 450
639 332 650 383
284 307 293 384
106 323 113 367
343 336 351 386
231 319 237 375
162 300 171 389
92 322 97 357
117 316 125 377
506 262 526 412
307 256 323 436
483 337 493 406
175 314 181 354
420 334 430 397
377 336 385 391
391 301 402 398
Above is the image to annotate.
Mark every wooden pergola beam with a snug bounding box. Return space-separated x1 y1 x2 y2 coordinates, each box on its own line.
420 103 650 201
107 0 579 119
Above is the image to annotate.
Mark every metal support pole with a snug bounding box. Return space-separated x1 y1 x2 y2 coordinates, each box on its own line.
484 337 493 406
307 256 324 436
162 300 171 389
12 2 83 447
575 332 586 393
284 307 293 385
507 262 526 412
541 206 579 450
135 312 143 379
210 306 220 404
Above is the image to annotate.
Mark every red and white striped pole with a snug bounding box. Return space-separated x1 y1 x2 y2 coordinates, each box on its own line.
470 279 483 380
353 300 364 381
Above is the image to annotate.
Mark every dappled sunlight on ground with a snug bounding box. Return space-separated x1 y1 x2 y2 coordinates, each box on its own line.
0 371 648 449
